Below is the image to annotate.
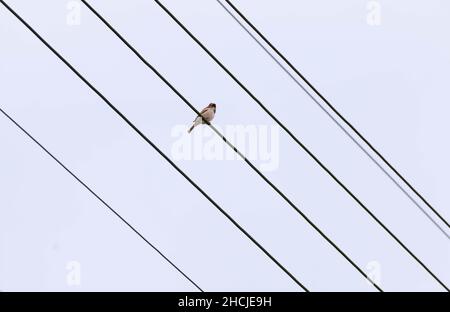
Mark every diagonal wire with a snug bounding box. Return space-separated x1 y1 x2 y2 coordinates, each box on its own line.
218 0 450 238
80 0 384 292
0 0 308 292
0 107 203 292
134 0 447 290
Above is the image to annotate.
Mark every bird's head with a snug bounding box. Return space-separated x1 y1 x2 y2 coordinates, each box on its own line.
209 103 216 109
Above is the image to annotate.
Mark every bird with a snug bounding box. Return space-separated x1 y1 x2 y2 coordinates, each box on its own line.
188 103 217 133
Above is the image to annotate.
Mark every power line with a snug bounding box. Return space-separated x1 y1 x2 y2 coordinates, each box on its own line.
80 0 383 292
218 0 450 237
0 107 203 292
140 0 446 291
0 0 308 292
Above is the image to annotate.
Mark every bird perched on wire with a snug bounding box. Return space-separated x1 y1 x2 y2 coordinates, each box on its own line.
188 103 217 133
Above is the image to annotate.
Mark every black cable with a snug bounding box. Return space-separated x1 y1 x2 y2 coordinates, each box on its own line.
152 0 449 291
137 0 449 291
0 107 203 292
80 0 383 292
0 0 308 292
220 0 450 235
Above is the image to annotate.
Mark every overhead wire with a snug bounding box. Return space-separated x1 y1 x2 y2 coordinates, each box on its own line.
0 106 203 292
0 0 308 292
123 0 446 290
80 0 384 292
218 0 450 238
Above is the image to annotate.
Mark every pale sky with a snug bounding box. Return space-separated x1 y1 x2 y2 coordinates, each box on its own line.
0 0 449 291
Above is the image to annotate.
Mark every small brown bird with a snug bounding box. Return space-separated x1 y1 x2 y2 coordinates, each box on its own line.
188 103 217 133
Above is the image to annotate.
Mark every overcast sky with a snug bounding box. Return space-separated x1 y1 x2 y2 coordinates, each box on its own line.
1 0 449 291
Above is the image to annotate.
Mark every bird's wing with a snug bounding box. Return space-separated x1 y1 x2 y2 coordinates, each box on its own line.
192 107 209 122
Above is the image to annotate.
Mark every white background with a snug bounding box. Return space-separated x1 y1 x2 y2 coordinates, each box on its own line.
0 0 449 291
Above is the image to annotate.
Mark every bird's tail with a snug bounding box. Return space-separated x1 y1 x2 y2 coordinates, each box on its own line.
188 118 201 133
